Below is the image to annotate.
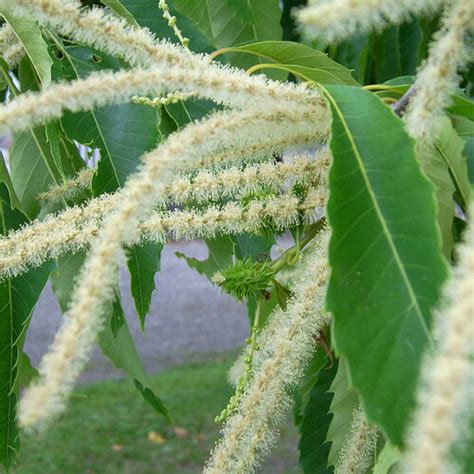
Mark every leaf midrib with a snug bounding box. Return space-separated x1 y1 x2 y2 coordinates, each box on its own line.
323 86 431 338
53 37 121 188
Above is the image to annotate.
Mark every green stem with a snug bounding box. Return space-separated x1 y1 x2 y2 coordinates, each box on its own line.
363 84 392 91
248 298 262 364
270 218 325 274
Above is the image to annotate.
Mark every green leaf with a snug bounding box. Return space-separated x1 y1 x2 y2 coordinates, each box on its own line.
273 279 292 311
52 43 161 195
6 60 64 218
434 118 471 208
119 0 213 53
126 242 163 330
176 235 235 280
449 91 474 122
298 362 338 474
323 84 448 446
372 442 401 474
417 117 471 257
98 299 170 420
14 353 39 391
369 27 402 83
246 288 278 327
217 41 358 85
100 0 140 27
162 97 216 134
174 0 282 68
0 153 21 210
1 8 52 85
293 349 328 426
88 102 160 194
51 251 169 420
9 126 61 218
232 232 274 262
418 140 456 259
451 115 474 186
398 20 422 76
0 184 51 469
326 358 359 468
328 34 369 84
55 43 164 332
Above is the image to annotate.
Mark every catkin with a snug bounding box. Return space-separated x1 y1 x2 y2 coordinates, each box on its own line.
405 0 474 142
0 23 24 67
0 62 327 134
403 204 474 474
296 0 445 42
336 406 378 474
0 186 326 280
18 106 326 430
38 168 94 205
205 230 330 473
1 0 323 113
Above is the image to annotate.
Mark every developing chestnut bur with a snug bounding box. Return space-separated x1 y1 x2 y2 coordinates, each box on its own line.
0 0 472 473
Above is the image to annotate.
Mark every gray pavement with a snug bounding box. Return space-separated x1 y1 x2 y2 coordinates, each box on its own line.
24 240 250 383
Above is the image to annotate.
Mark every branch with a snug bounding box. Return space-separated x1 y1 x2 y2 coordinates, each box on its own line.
390 85 417 116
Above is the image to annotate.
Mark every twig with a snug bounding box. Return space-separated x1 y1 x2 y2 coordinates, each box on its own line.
390 85 417 116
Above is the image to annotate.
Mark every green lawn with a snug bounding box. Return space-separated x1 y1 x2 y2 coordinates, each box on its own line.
16 354 299 473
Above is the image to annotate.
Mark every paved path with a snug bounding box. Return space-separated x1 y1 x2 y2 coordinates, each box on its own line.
25 241 250 383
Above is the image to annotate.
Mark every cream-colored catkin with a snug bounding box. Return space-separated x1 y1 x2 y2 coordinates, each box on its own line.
1 0 322 113
403 205 474 474
336 406 378 474
205 230 330 474
132 90 196 107
405 0 474 143
18 107 326 431
0 23 24 67
296 0 444 42
0 150 327 279
0 153 328 280
0 56 328 135
37 152 325 206
38 168 94 205
0 185 326 280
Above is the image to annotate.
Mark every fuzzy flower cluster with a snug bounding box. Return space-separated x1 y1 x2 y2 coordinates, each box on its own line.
132 90 196 107
2 1 469 472
0 23 24 67
337 406 378 474
0 0 324 115
405 0 474 142
205 230 330 473
18 104 327 430
0 149 328 279
296 0 444 43
38 168 95 205
403 203 474 474
0 184 326 280
37 151 327 207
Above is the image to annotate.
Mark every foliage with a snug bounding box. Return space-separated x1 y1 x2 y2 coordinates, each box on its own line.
0 0 472 472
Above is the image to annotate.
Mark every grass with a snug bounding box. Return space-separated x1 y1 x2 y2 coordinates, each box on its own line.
16 354 299 473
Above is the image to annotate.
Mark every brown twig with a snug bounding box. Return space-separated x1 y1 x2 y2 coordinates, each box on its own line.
390 84 417 116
